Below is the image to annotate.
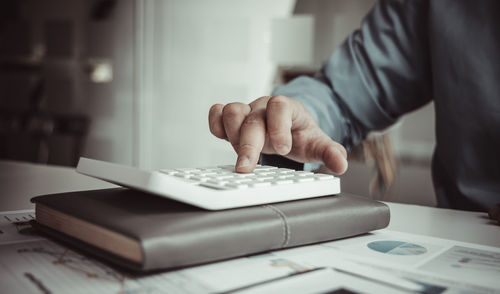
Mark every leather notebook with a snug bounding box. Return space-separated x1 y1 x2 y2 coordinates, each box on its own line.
31 188 390 272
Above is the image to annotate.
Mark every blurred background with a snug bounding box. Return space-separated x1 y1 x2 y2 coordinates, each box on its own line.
0 0 436 206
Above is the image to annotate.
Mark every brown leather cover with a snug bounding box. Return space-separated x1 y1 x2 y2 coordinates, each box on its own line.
31 188 390 272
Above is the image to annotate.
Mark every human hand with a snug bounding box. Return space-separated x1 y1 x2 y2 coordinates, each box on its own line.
208 95 348 174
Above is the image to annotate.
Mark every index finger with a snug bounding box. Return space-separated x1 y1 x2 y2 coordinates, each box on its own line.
235 105 267 173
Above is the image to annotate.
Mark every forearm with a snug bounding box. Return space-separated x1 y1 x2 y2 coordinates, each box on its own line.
273 0 432 152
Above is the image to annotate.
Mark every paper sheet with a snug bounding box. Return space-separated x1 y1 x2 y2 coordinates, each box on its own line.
1 210 500 294
0 210 43 245
281 230 500 294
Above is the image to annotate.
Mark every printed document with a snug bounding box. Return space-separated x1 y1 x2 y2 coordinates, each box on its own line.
1 210 499 294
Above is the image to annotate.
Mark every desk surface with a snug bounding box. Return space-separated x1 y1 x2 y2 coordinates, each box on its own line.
1 160 498 247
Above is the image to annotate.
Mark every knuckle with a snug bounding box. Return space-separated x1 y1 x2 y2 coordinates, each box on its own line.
268 95 289 107
222 103 244 118
244 112 264 125
210 103 222 111
209 104 223 116
250 96 271 108
209 105 223 126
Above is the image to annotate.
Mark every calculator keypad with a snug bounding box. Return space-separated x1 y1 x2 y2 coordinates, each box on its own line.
160 165 335 190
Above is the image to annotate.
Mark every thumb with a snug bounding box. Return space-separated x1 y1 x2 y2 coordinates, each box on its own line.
312 136 348 175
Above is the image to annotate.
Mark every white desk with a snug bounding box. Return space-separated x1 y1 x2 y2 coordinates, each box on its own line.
386 202 499 247
1 160 500 294
0 160 116 211
1 160 498 248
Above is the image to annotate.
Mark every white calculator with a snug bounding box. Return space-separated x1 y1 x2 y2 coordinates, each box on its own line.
76 157 341 210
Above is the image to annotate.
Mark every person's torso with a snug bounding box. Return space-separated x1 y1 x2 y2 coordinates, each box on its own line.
429 0 500 211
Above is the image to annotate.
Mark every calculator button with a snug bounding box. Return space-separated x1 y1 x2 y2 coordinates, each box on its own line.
214 174 235 180
175 168 199 173
254 166 278 171
256 176 274 182
233 178 252 183
217 165 236 171
272 179 294 185
190 176 209 182
313 174 335 180
295 171 314 176
225 183 249 189
293 176 315 182
159 169 177 175
200 182 232 190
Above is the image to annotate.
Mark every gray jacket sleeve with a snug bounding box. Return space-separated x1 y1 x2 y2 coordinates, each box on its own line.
272 0 433 152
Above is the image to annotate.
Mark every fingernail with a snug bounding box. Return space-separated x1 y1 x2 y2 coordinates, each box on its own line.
334 147 348 172
237 156 250 168
339 150 348 170
276 144 290 155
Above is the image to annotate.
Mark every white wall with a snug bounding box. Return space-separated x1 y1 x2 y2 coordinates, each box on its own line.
136 0 296 169
82 0 136 165
294 0 377 68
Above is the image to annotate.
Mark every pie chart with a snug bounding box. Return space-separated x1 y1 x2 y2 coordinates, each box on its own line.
367 240 427 255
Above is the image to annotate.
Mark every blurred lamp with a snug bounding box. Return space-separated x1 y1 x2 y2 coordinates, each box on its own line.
86 58 113 83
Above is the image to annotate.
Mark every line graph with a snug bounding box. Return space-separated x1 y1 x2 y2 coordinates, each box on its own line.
1 211 318 294
4 240 213 294
0 211 42 245
19 246 126 283
24 272 51 294
16 244 133 293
